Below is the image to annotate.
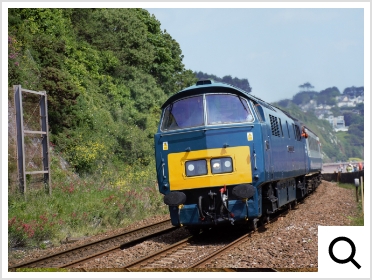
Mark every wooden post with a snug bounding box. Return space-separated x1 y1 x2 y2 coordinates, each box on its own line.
354 178 359 202
14 85 26 194
355 187 359 202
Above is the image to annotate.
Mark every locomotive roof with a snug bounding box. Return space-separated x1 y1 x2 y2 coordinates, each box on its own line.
162 80 273 109
161 80 316 136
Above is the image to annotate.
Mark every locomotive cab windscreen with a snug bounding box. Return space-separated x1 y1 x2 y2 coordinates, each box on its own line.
161 93 254 131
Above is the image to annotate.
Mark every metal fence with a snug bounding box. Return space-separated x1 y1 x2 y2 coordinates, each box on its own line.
322 170 364 184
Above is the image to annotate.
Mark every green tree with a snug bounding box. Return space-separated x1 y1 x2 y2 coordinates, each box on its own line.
8 8 197 174
292 91 312 105
298 82 314 92
343 86 364 97
195 71 252 92
39 67 81 134
317 87 340 105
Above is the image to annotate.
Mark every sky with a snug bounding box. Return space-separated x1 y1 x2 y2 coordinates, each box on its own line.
146 6 366 103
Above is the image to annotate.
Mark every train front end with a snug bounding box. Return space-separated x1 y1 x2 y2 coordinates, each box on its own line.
154 81 264 228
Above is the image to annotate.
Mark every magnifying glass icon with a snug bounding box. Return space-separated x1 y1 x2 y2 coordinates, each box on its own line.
329 236 361 269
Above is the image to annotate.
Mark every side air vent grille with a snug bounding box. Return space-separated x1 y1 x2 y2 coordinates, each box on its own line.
269 114 280 137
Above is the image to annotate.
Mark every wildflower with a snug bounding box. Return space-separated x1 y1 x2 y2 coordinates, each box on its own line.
39 215 48 223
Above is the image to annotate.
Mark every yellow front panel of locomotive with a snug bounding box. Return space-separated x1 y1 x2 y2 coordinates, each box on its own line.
168 146 252 191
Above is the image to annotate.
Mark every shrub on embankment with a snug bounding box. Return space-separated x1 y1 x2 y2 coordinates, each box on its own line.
8 154 168 249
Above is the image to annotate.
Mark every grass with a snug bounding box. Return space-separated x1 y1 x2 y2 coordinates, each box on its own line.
8 154 168 250
336 183 364 226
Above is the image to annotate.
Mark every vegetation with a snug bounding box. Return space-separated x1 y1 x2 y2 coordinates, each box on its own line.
8 153 168 248
8 8 197 176
8 8 195 248
195 71 252 93
336 183 364 226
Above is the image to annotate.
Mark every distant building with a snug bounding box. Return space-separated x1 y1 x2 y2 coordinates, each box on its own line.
326 115 348 131
337 95 364 108
298 91 363 130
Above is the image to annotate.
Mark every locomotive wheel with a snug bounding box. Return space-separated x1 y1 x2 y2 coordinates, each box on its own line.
293 200 298 208
264 215 270 224
260 215 270 225
249 218 259 231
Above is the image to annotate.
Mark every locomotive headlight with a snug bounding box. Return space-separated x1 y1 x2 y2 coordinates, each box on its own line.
187 164 195 171
212 161 221 170
185 160 207 177
211 157 233 174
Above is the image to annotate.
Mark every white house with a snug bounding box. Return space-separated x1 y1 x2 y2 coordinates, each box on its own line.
326 115 348 131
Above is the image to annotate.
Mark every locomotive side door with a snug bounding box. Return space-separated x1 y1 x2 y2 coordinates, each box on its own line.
261 122 273 181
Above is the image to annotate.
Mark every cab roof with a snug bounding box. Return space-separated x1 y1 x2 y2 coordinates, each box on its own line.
162 80 252 109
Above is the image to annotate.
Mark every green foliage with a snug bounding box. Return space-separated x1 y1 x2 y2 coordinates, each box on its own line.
298 82 314 91
343 112 364 127
39 67 81 134
8 8 196 175
8 153 167 248
195 71 252 93
336 183 364 226
317 87 341 105
292 91 317 105
343 86 364 96
8 9 190 248
292 86 341 106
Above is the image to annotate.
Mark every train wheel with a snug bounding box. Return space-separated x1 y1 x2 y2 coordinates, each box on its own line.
293 200 298 208
265 215 270 224
260 215 270 225
249 218 259 231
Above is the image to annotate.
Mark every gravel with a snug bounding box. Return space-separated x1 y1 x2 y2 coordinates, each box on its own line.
8 181 358 270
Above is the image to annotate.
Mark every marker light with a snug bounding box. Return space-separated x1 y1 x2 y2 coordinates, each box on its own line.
185 160 207 177
211 157 233 174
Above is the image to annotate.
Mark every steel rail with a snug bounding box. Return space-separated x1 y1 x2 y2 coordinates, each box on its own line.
191 210 290 268
9 219 173 269
123 236 193 268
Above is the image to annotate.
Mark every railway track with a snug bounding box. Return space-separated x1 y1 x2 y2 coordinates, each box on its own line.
10 196 307 271
123 209 289 270
9 219 174 269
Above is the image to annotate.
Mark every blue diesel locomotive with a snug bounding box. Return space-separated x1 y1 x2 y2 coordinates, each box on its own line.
154 80 322 230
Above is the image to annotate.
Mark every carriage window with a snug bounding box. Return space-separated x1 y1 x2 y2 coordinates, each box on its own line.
206 94 253 125
161 96 204 131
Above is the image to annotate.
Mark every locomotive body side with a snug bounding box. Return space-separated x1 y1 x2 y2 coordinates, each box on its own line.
154 80 322 229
